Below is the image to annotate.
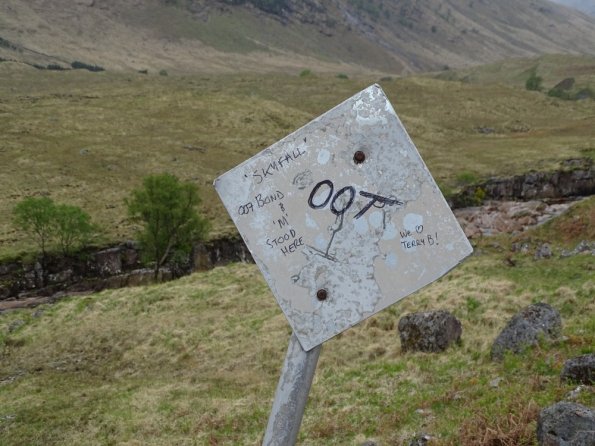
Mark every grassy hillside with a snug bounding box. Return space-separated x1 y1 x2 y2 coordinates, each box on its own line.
435 53 595 91
0 199 593 445
1 0 595 74
1 55 594 258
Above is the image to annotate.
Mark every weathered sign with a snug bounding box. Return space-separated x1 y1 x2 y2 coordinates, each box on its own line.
214 84 472 351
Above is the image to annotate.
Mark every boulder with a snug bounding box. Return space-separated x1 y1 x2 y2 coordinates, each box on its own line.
534 243 553 259
407 433 432 445
491 302 561 361
94 248 122 276
536 402 595 446
398 310 462 353
561 354 594 385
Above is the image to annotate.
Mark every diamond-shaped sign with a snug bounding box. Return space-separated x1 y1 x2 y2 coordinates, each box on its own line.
214 85 472 351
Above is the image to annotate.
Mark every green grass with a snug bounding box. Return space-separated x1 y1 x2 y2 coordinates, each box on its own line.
434 54 595 91
1 42 594 445
1 202 593 444
512 195 595 248
1 55 594 259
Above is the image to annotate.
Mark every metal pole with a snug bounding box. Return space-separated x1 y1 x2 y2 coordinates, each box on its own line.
263 332 322 446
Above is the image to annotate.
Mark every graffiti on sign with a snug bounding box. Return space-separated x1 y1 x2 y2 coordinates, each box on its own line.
214 84 472 351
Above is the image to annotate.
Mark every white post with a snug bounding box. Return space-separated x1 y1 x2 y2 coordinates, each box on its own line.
263 333 322 446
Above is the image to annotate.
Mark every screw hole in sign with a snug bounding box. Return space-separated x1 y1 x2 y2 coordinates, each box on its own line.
316 289 328 301
353 150 366 164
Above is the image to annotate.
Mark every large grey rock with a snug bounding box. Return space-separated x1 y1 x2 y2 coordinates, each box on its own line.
561 354 595 385
94 248 122 276
536 402 595 446
398 310 462 353
491 302 561 361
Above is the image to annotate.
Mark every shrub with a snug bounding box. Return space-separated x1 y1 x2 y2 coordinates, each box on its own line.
53 204 95 255
525 70 543 91
159 69 168 76
456 171 478 186
299 69 312 77
13 197 56 259
46 64 66 71
336 73 349 79
0 37 18 50
250 0 289 15
349 0 381 20
575 87 594 100
548 85 594 101
12 197 97 271
547 88 572 100
126 173 210 279
473 186 486 205
221 0 289 15
71 61 105 72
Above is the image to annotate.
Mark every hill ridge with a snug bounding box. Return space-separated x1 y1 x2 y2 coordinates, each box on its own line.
1 0 595 74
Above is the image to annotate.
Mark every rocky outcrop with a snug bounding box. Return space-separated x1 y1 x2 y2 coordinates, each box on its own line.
451 158 594 208
0 236 253 307
398 310 462 353
192 237 253 271
1 160 591 307
491 303 562 361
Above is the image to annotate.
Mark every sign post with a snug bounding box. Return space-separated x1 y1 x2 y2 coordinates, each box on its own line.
214 85 472 443
262 334 321 445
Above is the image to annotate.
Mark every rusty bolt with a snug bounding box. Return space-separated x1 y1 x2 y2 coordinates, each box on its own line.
353 150 366 164
316 289 328 301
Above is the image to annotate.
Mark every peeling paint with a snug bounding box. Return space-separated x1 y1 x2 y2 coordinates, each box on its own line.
214 85 472 351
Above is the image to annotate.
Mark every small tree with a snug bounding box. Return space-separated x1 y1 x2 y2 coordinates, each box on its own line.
13 196 56 260
525 70 543 91
13 197 97 262
126 173 209 279
54 204 95 255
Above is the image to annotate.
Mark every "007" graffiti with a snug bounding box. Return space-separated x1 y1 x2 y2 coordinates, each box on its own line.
307 180 403 219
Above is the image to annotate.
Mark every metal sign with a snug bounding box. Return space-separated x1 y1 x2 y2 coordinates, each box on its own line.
214 84 472 351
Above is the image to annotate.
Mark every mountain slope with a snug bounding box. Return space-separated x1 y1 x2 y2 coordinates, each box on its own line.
1 0 595 74
550 0 595 17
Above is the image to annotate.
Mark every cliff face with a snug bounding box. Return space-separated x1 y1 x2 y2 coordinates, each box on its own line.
0 237 253 306
1 0 595 74
452 159 595 207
